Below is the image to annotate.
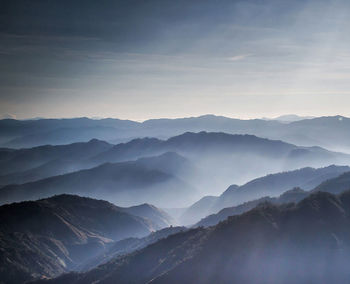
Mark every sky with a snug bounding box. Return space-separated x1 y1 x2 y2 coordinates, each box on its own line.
1 0 350 120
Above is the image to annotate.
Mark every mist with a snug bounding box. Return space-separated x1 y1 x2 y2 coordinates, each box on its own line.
1 0 350 283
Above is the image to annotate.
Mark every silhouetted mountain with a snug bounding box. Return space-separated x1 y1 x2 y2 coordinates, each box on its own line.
312 171 350 194
0 152 197 207
135 151 194 178
0 194 173 284
94 132 350 194
196 188 309 227
215 165 350 209
0 118 138 148
94 131 294 163
3 115 350 152
0 139 112 178
0 159 88 187
33 190 350 284
181 165 350 224
197 169 350 228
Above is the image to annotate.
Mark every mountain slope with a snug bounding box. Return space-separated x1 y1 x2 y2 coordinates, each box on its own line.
36 190 350 284
121 204 176 229
197 169 350 228
215 164 350 209
0 159 88 186
0 194 167 284
179 195 219 225
195 187 309 227
0 152 197 207
181 165 350 224
0 139 112 178
78 226 187 272
312 171 350 194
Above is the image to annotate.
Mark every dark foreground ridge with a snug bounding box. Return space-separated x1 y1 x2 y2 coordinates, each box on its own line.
0 194 175 283
33 190 350 284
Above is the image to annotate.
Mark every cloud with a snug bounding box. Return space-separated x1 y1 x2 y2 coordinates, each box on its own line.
227 54 252 61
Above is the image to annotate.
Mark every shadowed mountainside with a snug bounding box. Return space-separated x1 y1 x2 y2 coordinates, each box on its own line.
0 194 175 284
78 226 187 272
31 190 350 284
180 165 350 225
195 187 309 227
0 139 112 184
196 168 350 227
0 152 197 207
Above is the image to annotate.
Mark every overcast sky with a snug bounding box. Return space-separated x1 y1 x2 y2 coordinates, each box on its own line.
1 0 349 120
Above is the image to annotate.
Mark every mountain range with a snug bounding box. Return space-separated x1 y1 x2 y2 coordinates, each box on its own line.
180 165 350 224
195 168 350 227
2 115 350 283
92 131 350 193
2 115 350 152
2 162 350 283
31 190 350 284
0 139 112 181
0 194 175 284
1 132 349 207
0 152 197 207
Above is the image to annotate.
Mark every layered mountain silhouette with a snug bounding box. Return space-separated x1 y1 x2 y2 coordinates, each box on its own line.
0 118 138 148
32 190 350 284
1 132 349 207
0 194 175 284
94 131 342 164
3 115 350 152
312 171 350 194
195 188 309 227
215 165 350 209
2 116 350 284
93 131 350 193
0 152 197 207
0 139 112 180
196 169 350 227
181 165 350 224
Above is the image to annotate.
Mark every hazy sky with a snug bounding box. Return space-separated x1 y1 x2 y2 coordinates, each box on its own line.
1 0 350 120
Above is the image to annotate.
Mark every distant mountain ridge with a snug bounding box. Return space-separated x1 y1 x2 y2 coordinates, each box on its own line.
2 115 350 152
0 152 197 207
0 139 112 178
92 131 350 193
1 132 349 207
